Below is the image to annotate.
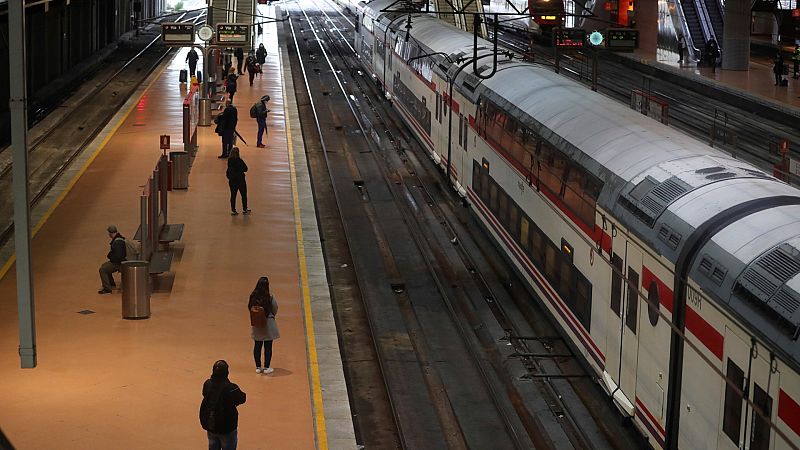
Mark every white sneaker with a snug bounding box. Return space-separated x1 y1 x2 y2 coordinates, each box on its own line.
255 367 263 374
263 367 274 375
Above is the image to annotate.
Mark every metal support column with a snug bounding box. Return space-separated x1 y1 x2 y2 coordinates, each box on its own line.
9 0 37 368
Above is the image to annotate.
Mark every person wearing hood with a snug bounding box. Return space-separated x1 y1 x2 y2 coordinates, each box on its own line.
199 360 246 450
98 225 126 294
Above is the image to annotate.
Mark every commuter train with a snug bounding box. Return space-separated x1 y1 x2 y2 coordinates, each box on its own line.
353 1 800 448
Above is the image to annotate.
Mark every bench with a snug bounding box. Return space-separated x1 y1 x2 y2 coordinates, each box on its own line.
134 224 183 275
134 223 185 245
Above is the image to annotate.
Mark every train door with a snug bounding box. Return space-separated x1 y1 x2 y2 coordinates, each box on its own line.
603 233 642 415
718 328 780 450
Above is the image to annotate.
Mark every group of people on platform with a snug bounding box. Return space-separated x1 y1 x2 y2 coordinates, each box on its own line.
93 41 285 450
97 232 282 450
772 44 800 89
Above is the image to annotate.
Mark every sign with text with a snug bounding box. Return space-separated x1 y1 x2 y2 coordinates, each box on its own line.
161 23 195 44
607 28 639 51
216 23 249 45
160 135 171 149
553 28 586 49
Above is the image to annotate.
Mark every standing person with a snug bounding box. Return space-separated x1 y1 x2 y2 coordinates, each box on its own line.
251 95 270 148
248 276 280 374
708 39 720 73
199 360 247 450
186 48 199 78
678 35 687 65
98 225 126 294
234 47 244 75
244 51 258 87
774 51 785 86
226 147 250 215
256 43 267 68
215 103 238 158
792 43 800 79
225 69 238 104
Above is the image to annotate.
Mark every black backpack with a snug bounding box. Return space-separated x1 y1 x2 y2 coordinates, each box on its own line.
199 385 226 432
249 103 259 119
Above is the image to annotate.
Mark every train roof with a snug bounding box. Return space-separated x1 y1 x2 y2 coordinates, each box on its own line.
361 7 800 367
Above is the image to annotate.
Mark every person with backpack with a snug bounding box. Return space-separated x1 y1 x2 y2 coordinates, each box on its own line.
98 225 127 294
226 147 250 216
225 68 238 104
215 103 238 158
244 51 259 87
199 360 246 450
248 276 280 374
249 95 270 149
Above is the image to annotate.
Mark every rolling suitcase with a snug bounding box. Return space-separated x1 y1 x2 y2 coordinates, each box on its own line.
179 69 188 83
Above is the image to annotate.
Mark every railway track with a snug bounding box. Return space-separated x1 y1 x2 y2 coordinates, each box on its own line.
284 1 646 448
0 9 205 249
489 27 800 184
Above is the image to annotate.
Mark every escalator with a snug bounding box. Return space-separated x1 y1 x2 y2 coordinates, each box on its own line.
705 0 724 45
680 0 707 50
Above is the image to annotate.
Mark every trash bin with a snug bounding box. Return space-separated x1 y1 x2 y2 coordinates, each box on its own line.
199 97 212 126
122 261 150 319
170 151 189 189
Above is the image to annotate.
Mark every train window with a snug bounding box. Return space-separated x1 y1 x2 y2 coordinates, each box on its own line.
545 242 559 283
498 191 509 227
489 180 498 212
459 113 464 146
530 225 543 267
575 274 592 331
625 267 639 334
520 217 530 250
463 116 469 149
611 254 623 317
472 161 481 194
509 204 519 240
751 384 773 450
722 359 745 445
647 281 659 326
435 93 440 122
559 258 573 298
480 161 489 199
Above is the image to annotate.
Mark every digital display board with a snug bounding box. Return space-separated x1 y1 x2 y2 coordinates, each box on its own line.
607 29 639 51
161 23 195 44
216 23 250 45
553 28 586 48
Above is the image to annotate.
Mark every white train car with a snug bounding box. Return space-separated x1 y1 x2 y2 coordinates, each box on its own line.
355 2 800 449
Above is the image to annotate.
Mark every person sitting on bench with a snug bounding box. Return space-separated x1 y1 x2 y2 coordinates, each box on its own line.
99 225 126 294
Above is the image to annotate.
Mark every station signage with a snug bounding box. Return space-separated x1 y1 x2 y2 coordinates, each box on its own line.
161 23 195 44
606 29 639 51
553 28 586 49
216 23 250 45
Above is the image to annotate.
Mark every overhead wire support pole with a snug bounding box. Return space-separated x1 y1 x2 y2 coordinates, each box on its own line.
9 0 37 369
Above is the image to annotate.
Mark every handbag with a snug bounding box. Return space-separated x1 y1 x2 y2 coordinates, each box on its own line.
250 305 267 327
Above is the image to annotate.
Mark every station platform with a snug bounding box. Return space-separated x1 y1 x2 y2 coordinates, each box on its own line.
0 7 356 449
619 45 800 115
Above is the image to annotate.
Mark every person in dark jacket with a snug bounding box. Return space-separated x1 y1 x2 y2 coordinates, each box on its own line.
216 103 238 158
186 48 199 78
254 95 270 148
98 225 126 294
774 51 785 86
248 277 280 374
792 44 800 79
225 69 238 104
256 43 267 67
244 51 258 87
226 147 250 215
200 360 246 450
234 47 244 75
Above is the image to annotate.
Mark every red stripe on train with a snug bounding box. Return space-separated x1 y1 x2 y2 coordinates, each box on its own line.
778 389 800 438
685 306 724 360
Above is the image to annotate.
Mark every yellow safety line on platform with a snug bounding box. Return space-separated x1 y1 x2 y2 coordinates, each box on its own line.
280 47 329 450
0 59 173 282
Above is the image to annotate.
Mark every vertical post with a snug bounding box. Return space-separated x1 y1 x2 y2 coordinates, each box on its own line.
592 51 598 91
9 1 37 368
141 194 149 261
